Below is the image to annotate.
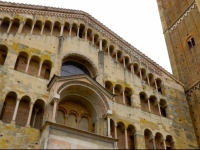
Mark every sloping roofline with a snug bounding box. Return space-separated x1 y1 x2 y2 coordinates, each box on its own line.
0 1 184 86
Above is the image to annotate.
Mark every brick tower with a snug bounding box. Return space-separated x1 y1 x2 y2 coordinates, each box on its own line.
157 0 200 147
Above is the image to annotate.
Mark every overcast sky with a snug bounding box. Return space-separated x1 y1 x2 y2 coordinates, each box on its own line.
3 0 172 73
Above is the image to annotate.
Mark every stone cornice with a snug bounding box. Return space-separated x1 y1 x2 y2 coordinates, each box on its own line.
0 1 184 86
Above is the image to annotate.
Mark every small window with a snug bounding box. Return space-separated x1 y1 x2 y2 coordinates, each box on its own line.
188 37 195 49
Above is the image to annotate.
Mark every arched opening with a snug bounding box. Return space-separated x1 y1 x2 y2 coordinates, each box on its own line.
156 78 162 93
9 18 20 34
43 20 52 36
148 73 155 87
63 22 70 36
40 60 52 80
30 99 45 129
0 45 8 65
0 92 17 123
110 119 115 138
124 56 130 68
139 92 148 112
56 108 65 125
33 20 42 35
127 124 136 149
114 84 123 104
102 39 107 51
67 112 77 129
109 45 115 58
117 122 126 149
160 99 167 117
53 21 61 36
15 96 31 126
144 129 154 149
94 34 99 48
127 64 133 73
124 87 132 106
14 52 28 72
133 63 140 78
22 19 32 34
105 81 113 93
87 28 92 42
0 17 10 33
61 61 90 77
149 95 159 115
141 68 147 80
78 24 85 38
71 23 77 37
79 115 90 131
155 132 165 149
117 51 123 64
28 56 40 76
166 135 175 149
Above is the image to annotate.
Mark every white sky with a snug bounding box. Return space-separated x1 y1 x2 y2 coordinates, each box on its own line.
3 0 172 73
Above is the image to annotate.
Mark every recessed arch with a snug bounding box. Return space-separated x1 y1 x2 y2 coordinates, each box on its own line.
105 80 113 92
14 51 28 72
22 18 33 34
43 20 52 35
0 17 10 32
9 18 20 34
144 128 154 149
53 21 61 36
0 44 8 65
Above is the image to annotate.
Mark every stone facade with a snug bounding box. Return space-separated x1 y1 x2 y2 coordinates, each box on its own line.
157 0 200 147
0 1 198 149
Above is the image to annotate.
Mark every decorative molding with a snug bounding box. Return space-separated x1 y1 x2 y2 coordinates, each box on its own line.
185 80 200 98
0 1 183 84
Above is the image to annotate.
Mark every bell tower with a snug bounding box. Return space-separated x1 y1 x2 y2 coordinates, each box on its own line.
157 0 200 147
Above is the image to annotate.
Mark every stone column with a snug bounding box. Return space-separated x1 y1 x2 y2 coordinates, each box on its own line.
158 101 161 116
69 24 72 36
52 98 58 123
76 26 80 37
25 57 31 72
155 80 158 91
18 21 24 34
123 57 126 68
60 24 65 36
7 20 13 33
38 61 43 77
32 108 39 127
131 65 133 74
11 98 20 124
147 98 151 112
26 102 34 127
40 22 45 35
76 117 81 129
152 136 156 149
107 115 111 137
134 131 138 149
147 75 150 85
108 45 110 56
113 87 115 101
125 128 128 149
139 69 142 80
30 21 36 34
64 114 69 126
115 52 118 62
99 38 102 51
114 124 118 148
84 28 88 41
92 34 94 45
163 139 166 149
50 23 54 35
122 90 126 104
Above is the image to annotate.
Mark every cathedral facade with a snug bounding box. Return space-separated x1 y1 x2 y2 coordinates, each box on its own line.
157 0 200 148
0 1 198 149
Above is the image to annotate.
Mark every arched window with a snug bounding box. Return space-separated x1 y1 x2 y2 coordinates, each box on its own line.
0 45 8 65
61 61 90 77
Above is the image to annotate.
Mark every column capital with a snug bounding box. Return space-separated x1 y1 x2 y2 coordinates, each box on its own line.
76 117 81 123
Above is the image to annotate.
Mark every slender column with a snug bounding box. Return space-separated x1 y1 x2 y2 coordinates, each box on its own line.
107 115 111 137
113 87 115 101
152 136 156 149
158 102 161 116
123 57 126 68
32 108 39 127
44 138 49 149
60 24 65 36
108 45 110 56
64 114 69 126
132 65 135 74
76 26 80 37
131 65 133 74
147 98 151 112
147 75 150 85
50 23 54 35
7 20 13 33
40 22 45 35
26 102 34 127
76 117 81 129
114 124 118 148
155 80 158 91
99 38 102 51
38 61 43 77
69 24 72 36
84 28 88 41
163 139 167 150
122 90 125 104
11 99 20 123
125 128 128 149
52 98 58 122
18 21 24 34
134 131 138 149
139 69 142 80
92 34 94 45
115 52 118 62
25 57 31 72
30 21 36 34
